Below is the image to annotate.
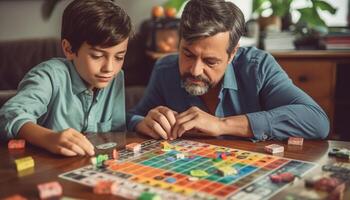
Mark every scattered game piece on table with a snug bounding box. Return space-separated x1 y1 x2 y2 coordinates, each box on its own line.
287 137 304 146
217 166 238 177
8 139 25 149
160 141 173 151
14 156 34 171
37 181 62 199
126 143 141 153
93 180 114 194
59 139 317 199
137 192 161 200
94 154 108 168
96 142 117 150
112 149 119 160
176 153 185 160
264 144 284 154
270 172 295 183
3 194 27 200
328 148 350 159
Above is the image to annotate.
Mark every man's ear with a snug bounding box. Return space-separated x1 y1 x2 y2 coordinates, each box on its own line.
228 44 239 63
61 39 75 60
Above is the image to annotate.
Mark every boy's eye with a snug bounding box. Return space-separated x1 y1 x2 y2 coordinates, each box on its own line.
115 56 124 61
90 54 103 59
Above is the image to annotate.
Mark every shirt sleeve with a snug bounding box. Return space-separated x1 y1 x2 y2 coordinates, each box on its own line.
0 64 54 140
246 53 330 141
126 59 166 131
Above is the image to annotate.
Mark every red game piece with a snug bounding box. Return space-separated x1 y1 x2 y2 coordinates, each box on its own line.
270 172 295 183
8 139 25 149
37 181 62 199
3 194 27 200
93 180 114 194
288 137 304 146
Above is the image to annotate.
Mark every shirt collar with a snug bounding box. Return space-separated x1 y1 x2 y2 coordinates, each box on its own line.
68 60 89 95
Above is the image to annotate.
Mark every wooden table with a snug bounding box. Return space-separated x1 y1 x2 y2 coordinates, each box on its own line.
0 132 349 199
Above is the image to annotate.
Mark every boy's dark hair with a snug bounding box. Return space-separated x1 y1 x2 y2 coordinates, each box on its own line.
180 0 245 55
61 0 132 53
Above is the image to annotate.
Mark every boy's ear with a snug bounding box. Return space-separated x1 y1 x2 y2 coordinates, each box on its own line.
61 39 75 60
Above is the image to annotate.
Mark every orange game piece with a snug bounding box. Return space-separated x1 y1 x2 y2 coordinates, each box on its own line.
112 149 119 160
37 181 62 199
8 139 25 149
93 180 114 194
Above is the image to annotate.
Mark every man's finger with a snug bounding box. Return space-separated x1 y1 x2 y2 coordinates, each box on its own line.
149 122 168 140
151 112 172 136
172 113 196 139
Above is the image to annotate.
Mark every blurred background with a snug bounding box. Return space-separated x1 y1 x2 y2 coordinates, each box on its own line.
0 0 349 141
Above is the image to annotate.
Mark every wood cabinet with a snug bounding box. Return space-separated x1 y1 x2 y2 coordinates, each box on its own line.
272 51 350 139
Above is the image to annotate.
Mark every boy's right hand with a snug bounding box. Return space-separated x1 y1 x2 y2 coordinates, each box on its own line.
45 128 95 156
135 106 177 140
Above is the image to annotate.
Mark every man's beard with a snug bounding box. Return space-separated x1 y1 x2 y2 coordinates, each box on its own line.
181 73 212 96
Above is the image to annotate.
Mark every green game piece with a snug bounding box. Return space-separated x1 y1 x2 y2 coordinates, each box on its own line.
96 154 108 167
190 170 209 177
137 192 161 200
212 158 221 162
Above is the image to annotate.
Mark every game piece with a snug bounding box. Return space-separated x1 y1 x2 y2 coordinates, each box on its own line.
176 153 185 159
96 154 108 168
90 157 97 165
264 144 284 154
60 139 317 200
112 149 119 160
288 137 304 146
3 194 27 200
190 170 209 177
126 143 141 153
137 192 161 200
270 172 295 183
37 181 63 199
217 166 238 176
14 156 34 171
8 139 25 149
110 181 120 195
328 148 350 159
328 183 345 200
96 142 117 150
160 141 173 151
93 180 114 194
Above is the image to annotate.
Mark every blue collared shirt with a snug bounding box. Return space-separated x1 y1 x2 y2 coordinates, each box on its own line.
0 58 125 140
127 47 329 141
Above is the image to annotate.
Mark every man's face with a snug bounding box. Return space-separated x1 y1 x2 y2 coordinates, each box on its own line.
71 39 128 90
179 32 235 96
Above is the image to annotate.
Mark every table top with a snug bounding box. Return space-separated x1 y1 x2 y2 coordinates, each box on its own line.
1 132 349 199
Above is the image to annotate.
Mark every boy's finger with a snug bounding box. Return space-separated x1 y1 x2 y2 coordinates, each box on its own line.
58 146 78 156
69 136 95 156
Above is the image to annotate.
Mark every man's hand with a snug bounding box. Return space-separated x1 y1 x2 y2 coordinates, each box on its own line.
43 128 95 156
171 106 223 139
135 106 177 140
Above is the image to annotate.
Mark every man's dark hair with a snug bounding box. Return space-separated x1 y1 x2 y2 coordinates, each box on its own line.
61 0 132 53
180 0 245 55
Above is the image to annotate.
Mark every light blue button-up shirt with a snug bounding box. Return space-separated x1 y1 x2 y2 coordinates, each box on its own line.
0 58 125 140
127 47 329 141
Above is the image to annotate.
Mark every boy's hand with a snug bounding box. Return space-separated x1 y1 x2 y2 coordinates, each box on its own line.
135 106 177 140
45 128 95 156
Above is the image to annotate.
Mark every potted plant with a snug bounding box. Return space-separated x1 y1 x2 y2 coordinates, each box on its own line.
253 0 337 33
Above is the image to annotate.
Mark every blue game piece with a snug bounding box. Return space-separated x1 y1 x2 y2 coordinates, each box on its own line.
164 177 177 183
166 157 176 162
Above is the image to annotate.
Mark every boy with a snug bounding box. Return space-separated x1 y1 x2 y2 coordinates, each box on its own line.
0 0 132 156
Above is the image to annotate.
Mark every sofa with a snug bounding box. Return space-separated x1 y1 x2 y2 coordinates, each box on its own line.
0 38 147 110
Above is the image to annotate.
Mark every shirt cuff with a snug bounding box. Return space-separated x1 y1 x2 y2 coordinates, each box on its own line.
246 112 272 141
127 115 144 131
11 118 36 139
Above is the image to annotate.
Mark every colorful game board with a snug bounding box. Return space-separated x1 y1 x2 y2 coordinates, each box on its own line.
59 139 317 200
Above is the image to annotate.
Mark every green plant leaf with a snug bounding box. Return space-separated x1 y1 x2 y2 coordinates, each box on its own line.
163 0 187 12
298 7 326 28
313 0 337 14
253 0 268 14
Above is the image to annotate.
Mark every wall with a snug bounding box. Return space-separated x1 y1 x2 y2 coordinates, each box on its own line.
0 0 252 41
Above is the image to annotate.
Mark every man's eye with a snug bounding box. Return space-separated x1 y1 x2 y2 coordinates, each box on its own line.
206 61 218 67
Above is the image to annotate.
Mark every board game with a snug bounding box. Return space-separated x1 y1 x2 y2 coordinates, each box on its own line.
59 139 317 199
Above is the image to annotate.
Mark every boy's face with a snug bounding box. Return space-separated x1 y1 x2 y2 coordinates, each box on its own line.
64 38 129 90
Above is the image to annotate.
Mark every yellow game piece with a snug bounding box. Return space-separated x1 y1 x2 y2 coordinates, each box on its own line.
217 166 238 176
160 141 173 151
14 156 34 171
190 170 208 177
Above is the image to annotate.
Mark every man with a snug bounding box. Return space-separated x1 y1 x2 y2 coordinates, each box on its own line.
127 0 329 141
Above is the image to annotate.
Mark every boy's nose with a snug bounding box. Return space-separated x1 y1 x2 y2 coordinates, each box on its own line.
102 59 114 72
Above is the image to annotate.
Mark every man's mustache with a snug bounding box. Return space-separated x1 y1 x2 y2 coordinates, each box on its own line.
182 73 210 85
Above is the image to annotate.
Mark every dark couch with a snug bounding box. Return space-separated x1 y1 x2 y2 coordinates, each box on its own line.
0 38 146 110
